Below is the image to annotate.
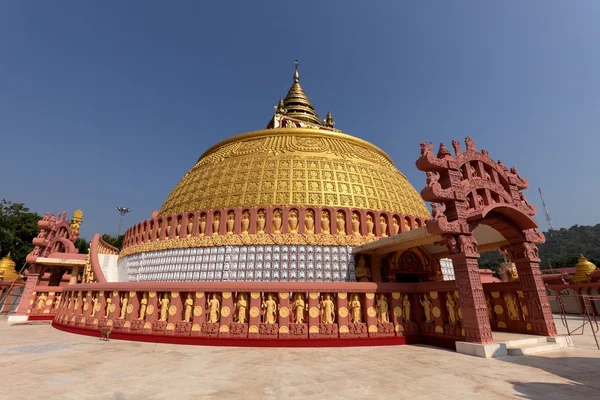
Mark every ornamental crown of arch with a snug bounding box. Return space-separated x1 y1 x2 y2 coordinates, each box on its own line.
415 137 543 244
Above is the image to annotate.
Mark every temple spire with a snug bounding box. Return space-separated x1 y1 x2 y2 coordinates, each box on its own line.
279 60 323 126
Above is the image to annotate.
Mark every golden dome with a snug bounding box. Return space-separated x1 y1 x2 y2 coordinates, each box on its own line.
570 254 597 283
159 64 430 219
0 252 20 281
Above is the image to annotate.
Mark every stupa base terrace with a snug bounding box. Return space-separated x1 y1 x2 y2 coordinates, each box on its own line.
7 137 570 357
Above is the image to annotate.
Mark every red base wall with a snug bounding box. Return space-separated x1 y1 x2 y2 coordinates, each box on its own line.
52 321 418 348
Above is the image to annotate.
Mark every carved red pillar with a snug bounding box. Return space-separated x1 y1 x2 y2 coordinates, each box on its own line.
448 235 494 344
15 270 43 315
511 241 557 337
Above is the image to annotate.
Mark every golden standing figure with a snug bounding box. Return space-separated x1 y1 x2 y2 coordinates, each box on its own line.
421 294 433 323
105 296 112 317
402 295 411 322
349 293 362 323
504 293 520 321
292 293 306 323
236 293 248 323
53 294 62 310
446 293 457 325
119 294 128 319
321 293 335 324
376 294 389 323
159 294 170 321
207 293 220 323
183 293 194 322
138 292 148 320
91 295 99 317
263 293 278 324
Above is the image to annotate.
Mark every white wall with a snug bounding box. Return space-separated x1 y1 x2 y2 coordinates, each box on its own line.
98 254 119 282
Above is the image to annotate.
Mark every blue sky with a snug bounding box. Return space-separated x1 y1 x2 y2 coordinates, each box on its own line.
2 1 599 240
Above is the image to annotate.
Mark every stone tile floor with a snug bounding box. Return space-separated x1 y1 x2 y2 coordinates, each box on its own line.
1 314 599 400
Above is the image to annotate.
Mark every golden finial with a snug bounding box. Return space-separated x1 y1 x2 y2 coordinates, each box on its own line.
0 252 20 281
324 111 335 128
274 98 286 114
294 59 299 83
275 59 323 126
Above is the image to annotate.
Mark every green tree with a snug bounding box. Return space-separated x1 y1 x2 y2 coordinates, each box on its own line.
75 237 89 254
0 199 42 269
101 234 124 250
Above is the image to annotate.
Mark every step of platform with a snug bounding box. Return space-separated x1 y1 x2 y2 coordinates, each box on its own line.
501 336 547 348
506 341 563 356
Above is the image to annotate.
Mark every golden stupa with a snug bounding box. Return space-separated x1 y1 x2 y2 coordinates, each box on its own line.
160 62 429 218
570 254 597 283
0 252 20 281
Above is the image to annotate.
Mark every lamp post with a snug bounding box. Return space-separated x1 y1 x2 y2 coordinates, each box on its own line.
116 207 132 238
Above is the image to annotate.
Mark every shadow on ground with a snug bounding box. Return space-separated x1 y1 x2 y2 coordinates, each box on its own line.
499 354 600 399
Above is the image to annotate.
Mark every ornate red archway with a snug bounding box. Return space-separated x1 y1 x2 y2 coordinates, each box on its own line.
416 138 557 344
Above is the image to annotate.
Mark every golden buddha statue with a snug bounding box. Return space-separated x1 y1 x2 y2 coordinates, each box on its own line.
349 293 362 323
402 294 411 322
446 293 457 325
292 293 306 324
355 256 371 282
183 293 194 322
0 253 20 281
36 293 47 309
376 294 389 323
263 293 277 324
207 293 220 323
320 293 335 324
570 254 597 283
159 294 170 321
421 294 433 323
236 293 248 323
138 292 148 320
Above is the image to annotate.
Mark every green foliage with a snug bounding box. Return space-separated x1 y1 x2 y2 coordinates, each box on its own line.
101 234 124 250
75 238 89 254
479 224 600 270
0 199 42 269
539 224 600 268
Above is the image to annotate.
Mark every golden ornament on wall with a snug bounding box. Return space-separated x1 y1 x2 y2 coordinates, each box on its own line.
309 307 319 318
309 326 319 334
338 307 348 318
249 325 259 333
251 292 260 299
149 291 157 298
367 307 377 318
429 292 438 299
250 307 259 318
393 307 403 317
222 292 232 299
146 305 154 315
193 306 202 316
497 321 507 328
168 305 177 316
279 307 289 318
127 304 133 314
337 292 347 299
219 325 229 333
279 292 289 299
435 326 444 333
432 306 441 319
279 326 289 334
491 291 500 299
196 292 204 298
339 325 349 333
309 292 319 300
192 324 201 332
494 305 503 315
365 293 375 300
221 306 231 317
526 323 532 331
368 325 377 333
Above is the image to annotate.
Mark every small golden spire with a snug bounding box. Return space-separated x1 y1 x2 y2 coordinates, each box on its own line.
294 59 300 83
279 60 323 126
324 111 335 128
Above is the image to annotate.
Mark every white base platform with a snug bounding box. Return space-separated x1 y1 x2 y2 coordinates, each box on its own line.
7 315 29 325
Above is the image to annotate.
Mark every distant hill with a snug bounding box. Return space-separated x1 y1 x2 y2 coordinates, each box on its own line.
478 224 600 271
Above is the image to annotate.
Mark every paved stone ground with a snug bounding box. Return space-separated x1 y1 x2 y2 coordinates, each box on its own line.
1 315 599 400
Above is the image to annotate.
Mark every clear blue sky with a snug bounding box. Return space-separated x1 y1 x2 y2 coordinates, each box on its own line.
2 1 599 240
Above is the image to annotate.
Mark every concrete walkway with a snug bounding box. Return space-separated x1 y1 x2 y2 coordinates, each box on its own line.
0 315 599 400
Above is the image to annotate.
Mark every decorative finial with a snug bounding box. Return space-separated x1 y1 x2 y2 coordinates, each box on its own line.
294 59 299 83
437 143 451 158
274 98 286 114
324 111 335 128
